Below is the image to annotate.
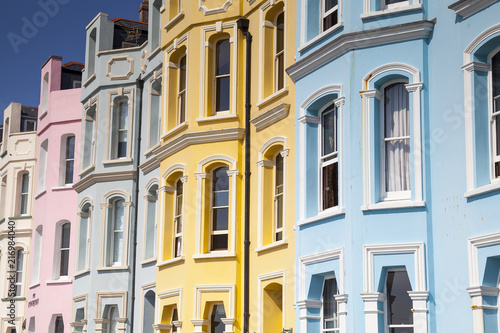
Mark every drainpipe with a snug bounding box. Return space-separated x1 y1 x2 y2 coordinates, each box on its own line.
130 75 144 333
237 17 252 333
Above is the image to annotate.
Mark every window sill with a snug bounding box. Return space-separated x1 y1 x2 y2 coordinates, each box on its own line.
1 297 26 302
256 87 289 108
360 4 422 19
46 278 72 285
144 142 161 156
297 207 346 226
51 185 74 191
192 252 236 260
38 111 48 120
148 46 161 60
102 158 133 165
74 269 91 277
79 164 95 178
34 190 47 199
8 215 32 220
196 114 238 123
156 256 185 268
83 73 96 87
96 265 129 271
28 283 40 289
255 239 288 254
298 23 343 53
161 122 188 141
465 181 500 198
361 200 425 211
165 11 184 31
141 257 157 265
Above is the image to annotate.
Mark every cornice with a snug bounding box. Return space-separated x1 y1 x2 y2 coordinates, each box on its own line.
448 0 499 19
73 170 137 193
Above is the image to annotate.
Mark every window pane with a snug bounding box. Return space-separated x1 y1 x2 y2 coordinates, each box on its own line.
275 196 283 229
216 77 230 112
114 201 125 230
21 173 29 193
322 162 338 209
496 115 500 157
61 223 71 248
210 304 226 333
322 104 337 156
66 136 75 159
119 102 128 129
211 234 228 251
78 216 88 271
55 316 64 333
276 13 285 53
113 232 123 263
385 139 411 191
213 208 229 231
323 277 338 330
65 161 74 184
386 0 407 4
60 249 69 276
179 56 187 91
216 40 230 75
386 270 413 325
275 154 284 188
325 0 338 11
389 329 414 333
213 167 229 191
213 191 229 207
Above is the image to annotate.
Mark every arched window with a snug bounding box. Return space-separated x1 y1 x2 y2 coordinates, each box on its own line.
173 179 183 257
42 73 49 114
149 79 162 149
178 55 187 124
274 153 284 241
142 290 155 332
107 198 125 266
382 82 410 200
211 166 229 251
3 118 9 152
87 28 96 77
14 249 24 296
320 102 339 210
209 304 226 333
104 305 118 333
144 184 158 260
321 276 338 332
18 173 29 216
111 98 129 159
214 39 230 113
150 0 162 50
82 104 96 170
491 49 500 179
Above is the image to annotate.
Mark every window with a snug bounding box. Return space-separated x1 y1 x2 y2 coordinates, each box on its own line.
144 184 158 260
211 167 229 251
27 317 35 333
87 28 96 78
76 202 91 272
491 49 500 179
62 135 75 184
322 276 339 332
14 249 23 296
0 176 6 221
148 78 162 149
178 55 187 124
111 98 129 159
82 104 96 171
168 0 182 20
382 82 410 200
54 316 64 333
104 305 119 333
58 223 71 278
173 179 183 257
42 73 49 114
151 0 162 50
209 304 226 333
385 269 413 332
37 139 48 193
107 199 125 266
21 119 36 132
320 102 339 210
143 290 156 332
383 0 409 10
214 39 230 113
32 226 43 284
322 0 339 32
18 173 29 216
274 153 284 241
275 12 285 91
171 308 179 332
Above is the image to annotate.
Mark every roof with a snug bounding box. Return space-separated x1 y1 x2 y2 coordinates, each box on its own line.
63 62 85 72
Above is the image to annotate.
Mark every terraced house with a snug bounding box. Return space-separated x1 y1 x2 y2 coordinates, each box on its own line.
153 1 296 332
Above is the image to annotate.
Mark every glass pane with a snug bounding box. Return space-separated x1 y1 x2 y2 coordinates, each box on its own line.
21 173 29 193
216 40 230 75
213 191 229 207
179 56 187 91
211 234 228 251
275 154 284 187
109 306 118 333
276 13 284 53
20 194 28 215
213 208 229 231
275 196 283 229
386 0 407 4
276 53 284 91
325 0 338 11
60 249 69 276
389 328 414 333
386 270 413 325
323 12 338 31
66 136 75 159
114 201 125 231
385 138 411 192
113 232 123 263
65 161 74 184
179 93 186 123
385 83 410 139
61 223 71 248
496 161 500 179
174 237 182 257
496 115 500 157
210 304 226 333
78 217 88 271
118 102 128 129
213 167 229 191
175 216 182 233
322 105 337 156
322 162 338 209
55 316 64 333
216 76 230 112
16 250 24 272
323 277 338 329
275 231 283 242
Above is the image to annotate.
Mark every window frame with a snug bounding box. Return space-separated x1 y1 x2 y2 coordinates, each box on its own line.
321 275 340 333
14 248 24 297
18 172 30 216
213 38 231 115
81 100 97 174
209 166 230 252
209 303 227 333
273 151 284 242
384 267 414 332
54 315 64 333
111 97 129 159
173 178 184 258
62 135 76 185
143 182 159 261
321 0 339 33
488 46 500 181
53 222 71 279
37 139 48 194
109 198 125 267
177 55 187 124
76 201 92 275
380 79 411 201
148 76 162 150
274 11 285 92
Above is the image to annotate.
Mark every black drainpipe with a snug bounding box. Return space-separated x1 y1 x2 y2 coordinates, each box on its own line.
237 17 252 333
130 75 144 333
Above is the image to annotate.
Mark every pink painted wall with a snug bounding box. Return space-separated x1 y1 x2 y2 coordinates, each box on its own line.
27 56 82 332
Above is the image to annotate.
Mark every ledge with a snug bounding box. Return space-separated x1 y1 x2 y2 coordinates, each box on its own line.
298 23 344 53
46 278 72 285
8 215 32 220
148 46 161 60
156 256 185 268
140 257 157 266
361 200 425 211
298 208 346 226
0 218 5 224
38 111 48 120
73 269 90 278
448 0 499 19
361 4 422 19
51 185 74 191
196 114 238 123
256 87 289 108
78 164 95 178
34 190 47 199
1 297 26 302
287 19 435 82
73 170 137 193
144 142 161 157
0 150 7 158
102 158 133 165
28 283 40 289
165 11 184 31
161 122 189 141
255 239 288 254
465 182 500 198
96 265 129 272
250 103 290 132
83 74 96 87
192 252 236 260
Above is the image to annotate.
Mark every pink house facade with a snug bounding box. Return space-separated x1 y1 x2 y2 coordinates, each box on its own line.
26 56 82 333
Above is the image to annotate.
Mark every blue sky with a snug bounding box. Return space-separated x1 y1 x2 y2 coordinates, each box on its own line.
0 0 145 125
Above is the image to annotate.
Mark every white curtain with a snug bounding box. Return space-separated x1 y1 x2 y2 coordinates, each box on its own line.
385 83 410 192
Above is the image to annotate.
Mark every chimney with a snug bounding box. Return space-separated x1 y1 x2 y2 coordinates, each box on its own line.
139 0 149 23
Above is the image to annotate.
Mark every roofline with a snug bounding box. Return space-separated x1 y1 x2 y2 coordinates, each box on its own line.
41 55 62 69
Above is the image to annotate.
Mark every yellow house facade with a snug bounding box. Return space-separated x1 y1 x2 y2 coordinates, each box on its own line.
155 1 295 332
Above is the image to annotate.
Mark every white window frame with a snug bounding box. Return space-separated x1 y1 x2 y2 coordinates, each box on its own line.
61 135 76 185
321 0 339 33
37 139 48 194
321 275 340 333
18 172 30 216
213 38 231 115
274 11 285 92
173 178 184 258
209 166 230 252
109 199 125 267
14 248 24 297
53 221 71 280
319 101 340 212
104 89 134 164
488 46 500 181
31 226 43 285
380 79 411 201
177 55 187 124
273 151 284 242
147 74 162 151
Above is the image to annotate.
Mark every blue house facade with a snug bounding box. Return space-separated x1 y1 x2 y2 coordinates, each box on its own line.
71 1 162 332
288 0 500 332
